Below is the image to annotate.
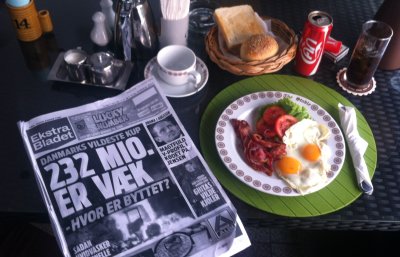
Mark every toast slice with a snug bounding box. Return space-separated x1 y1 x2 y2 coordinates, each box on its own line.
214 5 265 51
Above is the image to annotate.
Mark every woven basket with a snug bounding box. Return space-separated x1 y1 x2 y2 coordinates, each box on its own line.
205 17 297 76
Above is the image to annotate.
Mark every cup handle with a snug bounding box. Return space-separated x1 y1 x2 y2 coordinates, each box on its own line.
188 70 202 89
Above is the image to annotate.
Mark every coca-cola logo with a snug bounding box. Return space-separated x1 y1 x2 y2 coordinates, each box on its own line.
300 37 323 64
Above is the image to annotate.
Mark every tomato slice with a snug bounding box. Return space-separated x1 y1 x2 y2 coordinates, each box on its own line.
275 115 298 138
262 106 286 126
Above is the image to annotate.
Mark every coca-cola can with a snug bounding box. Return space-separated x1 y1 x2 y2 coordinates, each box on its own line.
324 36 342 54
295 11 333 76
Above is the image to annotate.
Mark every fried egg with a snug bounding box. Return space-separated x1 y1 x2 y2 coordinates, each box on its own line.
275 119 331 194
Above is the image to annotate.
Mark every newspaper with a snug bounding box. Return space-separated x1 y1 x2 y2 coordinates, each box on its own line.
18 78 250 257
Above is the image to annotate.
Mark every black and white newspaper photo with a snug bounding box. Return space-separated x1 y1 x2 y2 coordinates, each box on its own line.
171 157 226 217
147 115 184 147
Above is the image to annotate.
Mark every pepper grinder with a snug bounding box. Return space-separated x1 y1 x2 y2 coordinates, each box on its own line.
90 11 112 47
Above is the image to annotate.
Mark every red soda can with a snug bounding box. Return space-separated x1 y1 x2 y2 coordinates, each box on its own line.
295 11 333 76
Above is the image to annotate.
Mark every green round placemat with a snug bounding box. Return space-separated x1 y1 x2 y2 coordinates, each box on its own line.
200 74 377 217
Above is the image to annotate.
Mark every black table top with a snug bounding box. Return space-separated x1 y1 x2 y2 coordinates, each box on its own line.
2 0 400 230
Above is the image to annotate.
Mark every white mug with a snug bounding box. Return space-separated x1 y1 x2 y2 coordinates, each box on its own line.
157 45 201 86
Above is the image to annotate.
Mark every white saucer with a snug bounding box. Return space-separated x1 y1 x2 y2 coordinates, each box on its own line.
144 56 209 98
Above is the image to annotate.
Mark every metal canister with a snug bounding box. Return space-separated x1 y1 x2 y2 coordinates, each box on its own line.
63 48 88 82
88 52 118 85
114 0 158 61
295 11 333 76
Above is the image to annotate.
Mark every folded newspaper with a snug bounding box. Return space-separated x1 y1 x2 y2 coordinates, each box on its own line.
18 78 250 257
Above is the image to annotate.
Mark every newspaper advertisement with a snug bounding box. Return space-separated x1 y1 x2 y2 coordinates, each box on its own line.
18 78 250 257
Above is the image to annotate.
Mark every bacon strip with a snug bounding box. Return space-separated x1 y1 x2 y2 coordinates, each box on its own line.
231 119 286 176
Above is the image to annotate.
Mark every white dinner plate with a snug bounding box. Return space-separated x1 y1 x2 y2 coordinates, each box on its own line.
215 91 346 196
144 56 209 98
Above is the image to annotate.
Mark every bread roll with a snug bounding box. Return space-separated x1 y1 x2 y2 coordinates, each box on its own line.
240 34 279 61
214 5 265 51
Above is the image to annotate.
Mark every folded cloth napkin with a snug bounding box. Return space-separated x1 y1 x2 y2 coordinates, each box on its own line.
338 103 373 195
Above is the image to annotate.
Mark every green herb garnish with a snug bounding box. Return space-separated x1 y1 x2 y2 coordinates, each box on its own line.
260 97 311 120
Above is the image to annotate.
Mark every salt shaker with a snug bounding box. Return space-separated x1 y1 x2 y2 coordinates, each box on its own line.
90 11 112 46
100 0 115 31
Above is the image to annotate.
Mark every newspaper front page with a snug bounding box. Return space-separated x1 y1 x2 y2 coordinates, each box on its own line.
18 78 249 257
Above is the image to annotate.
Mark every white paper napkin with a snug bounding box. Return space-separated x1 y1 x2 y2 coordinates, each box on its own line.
338 103 373 195
160 0 190 20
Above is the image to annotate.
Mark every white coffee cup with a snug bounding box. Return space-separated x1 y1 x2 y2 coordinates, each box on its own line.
157 45 202 86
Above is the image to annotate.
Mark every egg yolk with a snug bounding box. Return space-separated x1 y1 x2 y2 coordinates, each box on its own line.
277 156 302 175
302 144 321 162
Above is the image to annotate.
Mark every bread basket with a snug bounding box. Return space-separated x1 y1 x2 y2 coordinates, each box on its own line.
205 16 297 76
